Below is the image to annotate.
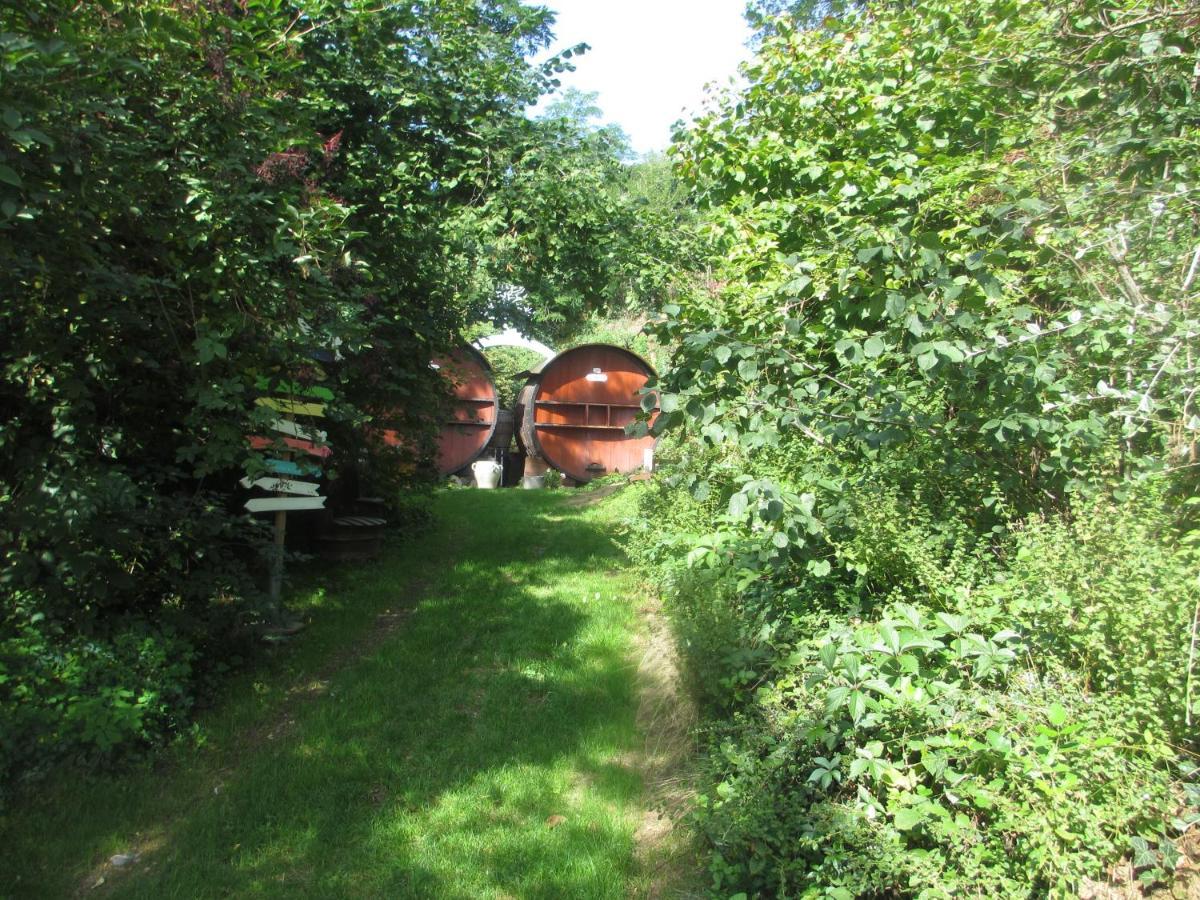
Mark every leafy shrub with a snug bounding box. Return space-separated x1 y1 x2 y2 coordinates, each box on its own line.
980 489 1198 746
0 619 200 787
700 641 1178 896
638 0 1200 893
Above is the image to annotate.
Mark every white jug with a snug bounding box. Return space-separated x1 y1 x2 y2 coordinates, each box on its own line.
471 459 502 489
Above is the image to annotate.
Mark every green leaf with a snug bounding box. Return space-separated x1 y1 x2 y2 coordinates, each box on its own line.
819 642 838 670
0 164 21 187
917 351 937 372
894 807 925 831
808 559 832 577
848 690 867 723
863 336 885 358
737 359 758 380
1047 704 1068 728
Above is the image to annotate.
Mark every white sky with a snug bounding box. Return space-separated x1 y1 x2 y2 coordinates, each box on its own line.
535 0 753 156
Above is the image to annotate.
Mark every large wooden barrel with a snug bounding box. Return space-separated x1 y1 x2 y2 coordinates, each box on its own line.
434 346 499 475
516 344 658 484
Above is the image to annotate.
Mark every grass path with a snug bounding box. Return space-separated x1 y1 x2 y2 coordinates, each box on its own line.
1 486 695 898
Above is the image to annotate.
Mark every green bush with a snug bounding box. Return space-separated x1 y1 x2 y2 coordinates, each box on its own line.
981 490 1198 747
0 620 200 786
637 0 1200 893
677 497 1194 896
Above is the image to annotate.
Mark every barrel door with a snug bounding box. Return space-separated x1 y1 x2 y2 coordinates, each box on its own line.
435 346 499 475
523 345 657 483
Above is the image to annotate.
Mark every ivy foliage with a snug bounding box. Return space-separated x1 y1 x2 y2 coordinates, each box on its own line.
636 0 1200 894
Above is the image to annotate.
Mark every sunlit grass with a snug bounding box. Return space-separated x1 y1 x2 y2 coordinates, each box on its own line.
1 487 668 898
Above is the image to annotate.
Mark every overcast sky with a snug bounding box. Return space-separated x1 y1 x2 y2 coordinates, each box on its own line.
535 0 753 157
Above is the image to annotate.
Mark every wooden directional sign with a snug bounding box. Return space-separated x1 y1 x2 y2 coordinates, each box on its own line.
264 457 321 478
254 377 335 402
255 397 325 417
239 477 322 497
270 418 326 443
245 496 326 514
249 435 333 459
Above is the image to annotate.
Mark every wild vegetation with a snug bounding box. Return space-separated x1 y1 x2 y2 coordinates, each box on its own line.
0 0 669 787
631 0 1200 895
3 0 1199 896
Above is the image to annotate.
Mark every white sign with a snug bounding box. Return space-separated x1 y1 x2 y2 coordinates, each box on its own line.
239 477 322 497
244 496 326 513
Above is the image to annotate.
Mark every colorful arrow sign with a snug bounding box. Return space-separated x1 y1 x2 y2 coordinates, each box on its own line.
248 435 333 459
264 458 321 478
255 397 325 417
270 418 327 443
254 377 334 402
244 496 326 514
239 477 322 497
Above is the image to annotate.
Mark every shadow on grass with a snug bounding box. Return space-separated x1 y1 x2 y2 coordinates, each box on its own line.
61 490 648 899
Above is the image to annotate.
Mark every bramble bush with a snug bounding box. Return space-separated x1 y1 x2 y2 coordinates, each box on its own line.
633 0 1200 894
0 619 202 780
642 482 1197 896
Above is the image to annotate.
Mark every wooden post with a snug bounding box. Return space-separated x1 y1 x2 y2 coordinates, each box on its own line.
268 410 294 625
268 507 286 618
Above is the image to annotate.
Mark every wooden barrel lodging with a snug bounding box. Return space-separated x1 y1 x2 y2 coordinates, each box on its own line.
516 344 658 484
434 345 499 475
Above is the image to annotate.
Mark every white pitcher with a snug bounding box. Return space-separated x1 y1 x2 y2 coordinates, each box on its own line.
471 459 502 489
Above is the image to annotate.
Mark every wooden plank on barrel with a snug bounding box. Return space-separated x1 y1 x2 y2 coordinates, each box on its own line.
255 397 325 417
239 477 322 496
245 496 326 513
248 435 333 459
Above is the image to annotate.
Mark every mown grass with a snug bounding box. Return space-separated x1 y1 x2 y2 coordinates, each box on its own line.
1 486 674 898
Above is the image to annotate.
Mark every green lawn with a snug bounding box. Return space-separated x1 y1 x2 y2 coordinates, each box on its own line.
1 486 690 898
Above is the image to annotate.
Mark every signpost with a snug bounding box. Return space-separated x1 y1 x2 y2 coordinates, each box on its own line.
244 390 332 631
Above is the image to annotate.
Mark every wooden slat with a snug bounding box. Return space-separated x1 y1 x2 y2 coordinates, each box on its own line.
264 458 321 477
248 435 333 459
255 377 334 401
535 423 629 431
270 418 326 442
239 477 322 496
255 397 325 417
245 496 326 513
243 494 324 513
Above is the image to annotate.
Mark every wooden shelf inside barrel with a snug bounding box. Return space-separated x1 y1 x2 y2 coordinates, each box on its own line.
535 400 642 409
535 423 630 431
